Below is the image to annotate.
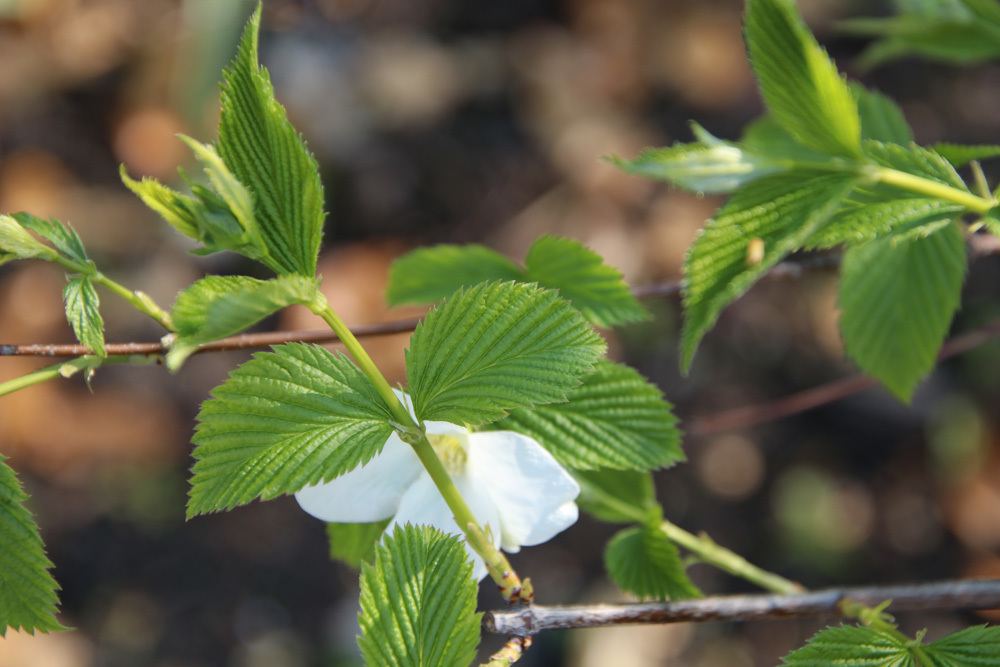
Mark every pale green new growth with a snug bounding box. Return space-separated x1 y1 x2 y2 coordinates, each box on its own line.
853 85 914 145
358 525 480 667
387 235 647 327
63 278 105 358
217 5 325 277
168 274 318 369
746 0 861 156
406 280 606 426
681 172 857 372
188 343 395 517
494 361 682 471
781 625 917 665
386 244 525 305
932 143 1000 167
0 458 64 636
524 235 649 327
839 222 966 401
14 213 89 265
326 519 389 569
604 521 700 601
0 214 57 265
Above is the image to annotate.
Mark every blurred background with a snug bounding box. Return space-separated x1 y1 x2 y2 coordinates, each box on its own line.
1 0 1000 664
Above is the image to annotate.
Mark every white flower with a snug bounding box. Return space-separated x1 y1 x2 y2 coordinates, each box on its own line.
295 393 580 580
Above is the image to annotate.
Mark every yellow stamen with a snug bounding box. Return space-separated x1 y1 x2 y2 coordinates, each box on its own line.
427 433 467 475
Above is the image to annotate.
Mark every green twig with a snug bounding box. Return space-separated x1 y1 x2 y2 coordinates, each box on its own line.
0 355 156 398
870 166 995 213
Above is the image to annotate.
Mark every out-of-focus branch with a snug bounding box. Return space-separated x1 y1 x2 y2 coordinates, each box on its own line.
483 579 1000 636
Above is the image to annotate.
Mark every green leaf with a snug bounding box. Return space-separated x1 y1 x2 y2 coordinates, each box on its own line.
0 214 58 264
839 221 966 401
386 244 525 306
611 126 787 194
853 85 914 144
740 116 829 162
120 167 204 240
807 191 963 249
573 469 657 524
493 361 682 471
604 520 700 601
188 343 395 517
925 625 1000 665
681 172 857 372
358 525 480 667
932 143 1000 167
841 15 1000 68
0 457 64 636
406 281 605 426
167 274 318 370
216 4 326 277
13 213 89 265
524 236 649 327
63 277 105 357
745 0 861 156
326 519 389 569
864 141 969 191
781 625 917 666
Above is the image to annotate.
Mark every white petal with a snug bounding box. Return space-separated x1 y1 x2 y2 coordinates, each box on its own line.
467 430 580 552
294 434 421 522
387 472 501 581
521 501 579 548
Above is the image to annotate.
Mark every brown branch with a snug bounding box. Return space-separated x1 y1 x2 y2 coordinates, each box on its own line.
483 579 1000 636
687 317 1000 436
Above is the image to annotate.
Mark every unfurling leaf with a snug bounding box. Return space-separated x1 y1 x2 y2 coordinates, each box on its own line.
167 274 318 370
406 281 605 426
216 4 326 277
839 221 966 401
188 343 394 517
358 525 480 667
14 213 90 265
605 520 700 601
63 277 106 358
0 214 58 265
745 0 861 156
0 457 64 636
494 361 682 471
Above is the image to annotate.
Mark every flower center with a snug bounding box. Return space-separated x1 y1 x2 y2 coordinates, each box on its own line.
428 433 468 475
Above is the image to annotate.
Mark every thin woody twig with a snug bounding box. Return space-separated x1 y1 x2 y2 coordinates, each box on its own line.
483 579 1000 636
687 317 1000 436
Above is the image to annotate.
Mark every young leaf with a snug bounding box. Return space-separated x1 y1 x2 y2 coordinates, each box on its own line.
925 624 1000 665
681 172 857 371
839 222 966 401
216 4 326 277
524 236 649 327
63 277 106 357
932 142 1000 167
807 191 962 249
358 525 480 667
406 281 605 426
14 213 89 265
610 136 787 194
573 469 657 524
0 457 64 636
841 15 1000 68
492 361 682 471
386 244 525 306
326 519 389 569
853 85 914 145
188 343 395 517
604 520 700 601
0 215 58 264
167 274 318 370
745 0 861 156
781 625 917 666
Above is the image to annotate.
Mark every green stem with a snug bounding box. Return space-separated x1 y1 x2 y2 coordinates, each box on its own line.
308 294 529 601
660 521 804 595
870 166 996 213
0 355 154 398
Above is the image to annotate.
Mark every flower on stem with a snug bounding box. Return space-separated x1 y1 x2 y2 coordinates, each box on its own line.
295 393 580 580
